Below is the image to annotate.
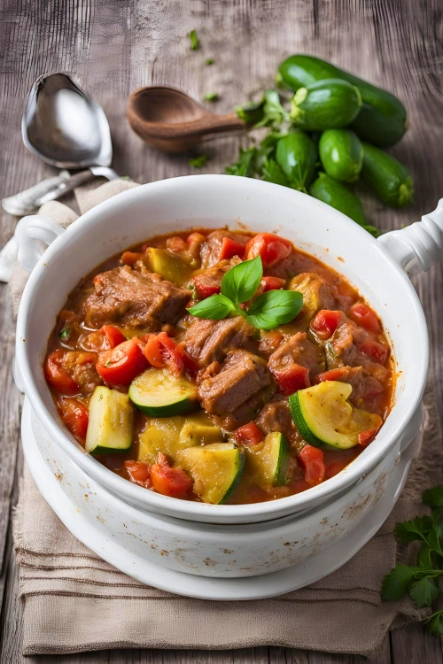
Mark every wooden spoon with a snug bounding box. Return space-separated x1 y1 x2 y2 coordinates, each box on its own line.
127 86 247 153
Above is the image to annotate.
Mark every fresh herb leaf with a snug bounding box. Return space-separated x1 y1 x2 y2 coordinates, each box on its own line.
221 256 262 305
204 92 218 102
395 516 434 544
409 576 440 608
225 147 257 177
60 326 72 341
188 154 208 168
381 563 420 601
253 90 289 129
423 486 443 509
235 100 266 126
187 294 234 320
425 611 443 636
188 29 200 50
245 289 303 330
205 57 215 65
262 158 290 187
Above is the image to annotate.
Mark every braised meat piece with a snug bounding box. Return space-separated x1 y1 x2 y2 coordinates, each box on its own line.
317 365 383 405
255 397 300 445
184 316 257 368
325 319 389 382
198 349 272 416
200 230 250 268
83 266 190 329
191 257 241 298
267 332 325 378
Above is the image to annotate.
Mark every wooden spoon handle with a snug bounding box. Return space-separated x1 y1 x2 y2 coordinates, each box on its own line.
207 112 247 134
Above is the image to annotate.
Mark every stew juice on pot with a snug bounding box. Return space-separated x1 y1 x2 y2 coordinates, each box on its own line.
44 228 394 505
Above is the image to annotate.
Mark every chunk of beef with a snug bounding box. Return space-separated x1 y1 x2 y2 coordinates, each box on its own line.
200 230 250 268
191 257 241 298
83 266 190 329
317 365 383 406
184 316 257 368
62 351 102 395
326 318 389 381
198 350 272 417
256 397 301 445
267 332 325 378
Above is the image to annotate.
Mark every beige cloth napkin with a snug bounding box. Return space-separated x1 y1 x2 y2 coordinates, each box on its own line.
10 180 442 656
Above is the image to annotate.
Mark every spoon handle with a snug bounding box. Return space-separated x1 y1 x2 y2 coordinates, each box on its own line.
34 169 97 207
2 171 72 216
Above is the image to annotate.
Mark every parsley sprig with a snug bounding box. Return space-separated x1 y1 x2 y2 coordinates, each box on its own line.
187 256 302 330
382 485 443 635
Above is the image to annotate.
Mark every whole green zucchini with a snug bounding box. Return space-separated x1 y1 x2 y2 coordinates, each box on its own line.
275 132 317 191
290 79 361 131
361 142 414 208
319 129 363 183
278 54 407 147
309 172 377 235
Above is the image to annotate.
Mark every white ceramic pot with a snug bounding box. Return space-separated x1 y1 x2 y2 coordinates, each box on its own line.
13 176 441 580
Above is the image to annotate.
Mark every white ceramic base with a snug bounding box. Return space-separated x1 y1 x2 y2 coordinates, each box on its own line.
22 398 411 601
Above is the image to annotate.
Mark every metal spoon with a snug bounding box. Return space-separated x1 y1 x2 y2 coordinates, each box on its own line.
127 86 246 153
2 73 119 216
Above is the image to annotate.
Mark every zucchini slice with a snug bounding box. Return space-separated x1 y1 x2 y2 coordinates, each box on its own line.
289 381 382 450
177 443 245 504
86 386 133 454
244 432 290 486
129 368 198 417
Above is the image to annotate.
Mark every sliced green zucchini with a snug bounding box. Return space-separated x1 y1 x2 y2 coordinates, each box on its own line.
179 418 222 447
86 386 133 454
129 368 198 417
244 432 290 486
289 381 382 450
177 443 245 504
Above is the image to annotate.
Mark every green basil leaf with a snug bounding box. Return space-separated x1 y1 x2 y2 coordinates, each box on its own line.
262 158 290 187
187 294 234 320
225 147 257 177
245 289 303 330
221 256 262 305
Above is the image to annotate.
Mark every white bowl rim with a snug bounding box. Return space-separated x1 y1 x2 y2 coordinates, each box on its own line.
16 174 429 522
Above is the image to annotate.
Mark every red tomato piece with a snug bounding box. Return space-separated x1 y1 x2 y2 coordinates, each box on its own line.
219 237 246 260
59 398 89 439
143 335 165 368
150 462 193 498
166 236 188 253
191 275 221 299
298 445 325 486
325 459 351 479
358 340 389 364
101 325 126 348
260 275 286 292
96 339 147 386
124 460 152 488
45 350 79 395
121 251 143 266
349 302 381 335
245 233 292 268
358 428 379 447
273 364 310 396
316 367 348 383
157 332 184 376
143 332 187 376
310 310 342 340
186 232 206 259
235 421 264 446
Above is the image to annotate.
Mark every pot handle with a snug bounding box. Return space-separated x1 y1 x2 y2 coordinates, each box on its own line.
14 215 65 273
378 198 443 276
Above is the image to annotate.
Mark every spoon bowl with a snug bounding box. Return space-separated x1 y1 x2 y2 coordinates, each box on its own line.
23 73 113 168
127 86 246 153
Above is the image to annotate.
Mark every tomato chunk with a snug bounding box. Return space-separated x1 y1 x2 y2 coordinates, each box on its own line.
273 364 310 396
261 275 286 292
358 428 379 447
125 460 152 488
219 237 246 260
166 236 188 253
245 233 292 268
235 421 264 446
191 275 221 299
143 334 164 368
143 332 187 376
298 445 325 486
59 398 89 440
311 310 342 340
101 325 126 348
358 340 389 364
316 367 348 383
121 251 143 266
96 339 147 386
350 303 381 335
45 350 79 395
150 462 193 498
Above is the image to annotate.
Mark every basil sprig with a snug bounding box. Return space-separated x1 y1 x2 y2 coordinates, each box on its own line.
187 256 303 330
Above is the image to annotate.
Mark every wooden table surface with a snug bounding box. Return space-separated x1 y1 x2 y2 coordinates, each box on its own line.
1 0 443 661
